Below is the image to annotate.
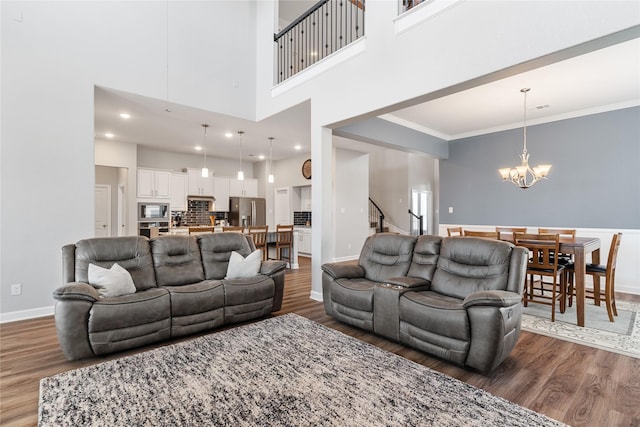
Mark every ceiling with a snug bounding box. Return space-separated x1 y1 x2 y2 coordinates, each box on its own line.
94 34 639 162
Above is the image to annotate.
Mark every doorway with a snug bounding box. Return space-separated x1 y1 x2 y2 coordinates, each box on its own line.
410 189 432 235
95 184 112 237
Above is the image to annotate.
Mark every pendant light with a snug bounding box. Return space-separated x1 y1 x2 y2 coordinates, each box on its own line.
498 88 552 189
267 137 275 183
201 124 209 178
237 130 245 181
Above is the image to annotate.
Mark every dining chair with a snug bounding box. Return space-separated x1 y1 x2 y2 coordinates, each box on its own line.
209 215 216 226
273 224 294 268
222 226 244 233
495 227 527 240
567 233 622 322
538 228 576 265
463 230 499 239
447 227 463 237
514 233 567 322
248 225 269 261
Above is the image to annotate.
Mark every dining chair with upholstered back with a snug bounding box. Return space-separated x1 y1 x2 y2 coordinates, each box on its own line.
447 227 463 237
514 233 567 322
273 224 294 268
567 233 622 322
248 225 269 261
463 230 499 239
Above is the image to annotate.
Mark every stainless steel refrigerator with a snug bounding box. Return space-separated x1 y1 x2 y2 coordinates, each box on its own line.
228 197 266 227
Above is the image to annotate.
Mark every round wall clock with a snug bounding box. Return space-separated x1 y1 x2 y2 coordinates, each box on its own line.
302 159 312 180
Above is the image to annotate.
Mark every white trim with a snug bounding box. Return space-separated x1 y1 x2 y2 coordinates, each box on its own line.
310 290 323 302
395 0 464 35
449 99 640 140
1 305 54 324
272 38 367 97
379 114 452 141
331 255 359 263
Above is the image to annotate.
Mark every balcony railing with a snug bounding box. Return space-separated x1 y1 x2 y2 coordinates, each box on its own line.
274 0 365 83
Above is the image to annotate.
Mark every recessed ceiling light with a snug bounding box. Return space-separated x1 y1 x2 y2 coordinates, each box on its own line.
195 146 203 151
225 132 233 138
294 145 301 150
105 132 114 138
119 113 131 119
259 155 265 160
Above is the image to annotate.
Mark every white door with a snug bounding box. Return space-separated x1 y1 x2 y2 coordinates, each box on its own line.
95 185 111 237
274 187 291 226
410 190 432 235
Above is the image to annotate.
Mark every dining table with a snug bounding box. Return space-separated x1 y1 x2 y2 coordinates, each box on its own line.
502 235 601 327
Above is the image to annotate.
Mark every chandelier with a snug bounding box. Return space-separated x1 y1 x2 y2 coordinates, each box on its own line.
498 88 551 189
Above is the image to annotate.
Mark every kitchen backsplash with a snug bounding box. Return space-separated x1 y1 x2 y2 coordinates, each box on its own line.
293 211 312 226
172 199 227 226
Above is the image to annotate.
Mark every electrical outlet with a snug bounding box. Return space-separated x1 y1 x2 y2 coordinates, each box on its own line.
11 283 22 296
448 207 454 214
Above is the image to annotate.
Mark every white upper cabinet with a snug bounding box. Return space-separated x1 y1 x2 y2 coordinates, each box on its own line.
137 168 171 199
212 177 230 212
170 173 188 211
229 178 258 197
187 169 214 196
300 185 312 211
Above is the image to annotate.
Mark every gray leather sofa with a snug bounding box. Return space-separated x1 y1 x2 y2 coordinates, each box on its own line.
54 233 286 360
321 233 528 373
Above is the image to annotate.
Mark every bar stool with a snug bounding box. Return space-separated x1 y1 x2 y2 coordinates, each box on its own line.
248 225 268 261
273 224 294 268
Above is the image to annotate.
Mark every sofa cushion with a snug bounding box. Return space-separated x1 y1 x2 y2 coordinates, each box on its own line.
88 287 171 355
150 235 205 286
198 233 255 280
331 277 377 312
406 235 441 282
358 233 417 283
431 237 513 300
225 250 261 279
399 290 470 342
75 236 157 291
88 263 136 298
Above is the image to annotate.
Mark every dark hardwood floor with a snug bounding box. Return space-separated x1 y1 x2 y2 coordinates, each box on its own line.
1 256 639 426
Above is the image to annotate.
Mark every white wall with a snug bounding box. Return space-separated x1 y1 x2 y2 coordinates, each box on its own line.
1 1 257 319
333 148 369 261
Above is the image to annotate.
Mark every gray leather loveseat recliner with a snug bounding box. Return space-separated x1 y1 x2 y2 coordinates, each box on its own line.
54 233 286 360
321 233 528 373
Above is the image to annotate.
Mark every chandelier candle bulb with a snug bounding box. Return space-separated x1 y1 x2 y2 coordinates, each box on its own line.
498 88 552 189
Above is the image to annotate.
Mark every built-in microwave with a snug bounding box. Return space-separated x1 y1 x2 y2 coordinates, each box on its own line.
138 202 169 221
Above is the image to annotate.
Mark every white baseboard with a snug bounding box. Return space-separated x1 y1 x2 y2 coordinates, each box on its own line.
1 305 54 324
309 290 323 302
331 255 359 263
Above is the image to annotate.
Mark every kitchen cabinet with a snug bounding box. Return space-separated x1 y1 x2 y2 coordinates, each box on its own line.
212 177 230 212
187 169 214 196
229 178 258 197
297 228 311 256
300 185 312 211
170 173 188 211
137 168 171 199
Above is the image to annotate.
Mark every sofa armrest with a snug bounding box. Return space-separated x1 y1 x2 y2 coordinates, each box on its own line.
321 263 365 280
462 290 521 308
260 260 287 276
53 282 100 302
385 276 430 289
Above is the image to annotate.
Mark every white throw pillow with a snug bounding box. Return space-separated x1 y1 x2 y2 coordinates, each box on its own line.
225 250 262 279
88 263 137 298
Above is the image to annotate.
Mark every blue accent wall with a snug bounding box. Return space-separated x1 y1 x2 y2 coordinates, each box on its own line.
440 106 640 228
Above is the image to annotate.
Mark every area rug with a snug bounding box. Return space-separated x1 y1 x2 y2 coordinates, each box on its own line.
522 300 640 359
39 314 565 427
